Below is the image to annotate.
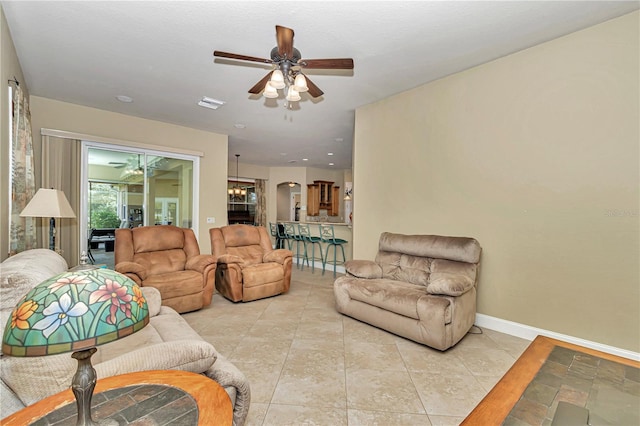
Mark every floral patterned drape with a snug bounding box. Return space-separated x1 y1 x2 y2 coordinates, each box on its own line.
255 179 267 227
9 84 37 255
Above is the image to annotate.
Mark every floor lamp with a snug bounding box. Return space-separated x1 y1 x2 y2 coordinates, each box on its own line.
20 188 76 251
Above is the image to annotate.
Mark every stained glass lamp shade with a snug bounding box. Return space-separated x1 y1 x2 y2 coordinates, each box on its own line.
2 268 149 426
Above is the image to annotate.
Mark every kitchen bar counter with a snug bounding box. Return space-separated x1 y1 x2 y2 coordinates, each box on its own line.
275 221 352 266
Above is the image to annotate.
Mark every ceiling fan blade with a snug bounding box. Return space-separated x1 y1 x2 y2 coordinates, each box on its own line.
248 71 274 94
299 58 354 69
303 74 324 98
213 50 272 64
276 25 294 58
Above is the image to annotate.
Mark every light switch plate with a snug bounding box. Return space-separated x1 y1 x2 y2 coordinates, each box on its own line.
206 217 215 224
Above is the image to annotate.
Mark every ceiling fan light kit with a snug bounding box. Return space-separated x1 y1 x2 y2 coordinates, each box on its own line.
213 25 354 106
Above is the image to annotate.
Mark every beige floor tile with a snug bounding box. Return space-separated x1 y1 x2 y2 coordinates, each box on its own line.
233 361 284 404
428 414 467 425
246 319 299 340
295 319 344 339
345 341 407 371
396 341 471 375
271 367 347 408
342 316 398 344
301 306 344 322
229 336 293 366
286 338 345 370
474 374 504 393
483 327 532 358
346 368 426 413
245 402 269 426
263 404 348 425
455 346 518 377
411 371 488 417
348 409 433 425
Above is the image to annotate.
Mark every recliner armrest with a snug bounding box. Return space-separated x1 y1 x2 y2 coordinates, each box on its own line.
263 249 292 265
344 260 383 279
217 254 245 265
426 259 477 296
115 261 148 281
186 254 216 273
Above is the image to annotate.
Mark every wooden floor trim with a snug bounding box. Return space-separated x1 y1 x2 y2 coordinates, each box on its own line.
461 335 640 425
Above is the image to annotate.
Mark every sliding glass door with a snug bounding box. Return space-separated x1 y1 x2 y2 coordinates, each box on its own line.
82 143 198 267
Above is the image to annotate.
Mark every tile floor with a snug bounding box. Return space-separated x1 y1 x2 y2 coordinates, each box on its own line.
182 266 532 425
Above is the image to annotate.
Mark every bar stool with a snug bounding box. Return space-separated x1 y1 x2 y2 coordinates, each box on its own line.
319 224 348 278
269 222 285 249
298 223 323 273
283 222 304 268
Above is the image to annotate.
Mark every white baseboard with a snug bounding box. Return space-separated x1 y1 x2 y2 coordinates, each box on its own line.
475 313 640 362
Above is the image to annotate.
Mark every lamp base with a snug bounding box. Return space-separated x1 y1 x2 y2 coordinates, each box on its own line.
71 348 118 426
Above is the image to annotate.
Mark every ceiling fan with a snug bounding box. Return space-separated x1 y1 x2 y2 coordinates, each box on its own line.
213 25 354 100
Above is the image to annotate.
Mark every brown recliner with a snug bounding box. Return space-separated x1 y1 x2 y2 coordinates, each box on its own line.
210 224 293 302
115 225 216 313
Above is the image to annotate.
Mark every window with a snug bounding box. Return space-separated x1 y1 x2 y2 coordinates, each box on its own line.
227 180 256 224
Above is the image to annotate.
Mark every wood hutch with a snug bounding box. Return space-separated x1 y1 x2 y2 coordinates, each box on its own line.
307 180 340 216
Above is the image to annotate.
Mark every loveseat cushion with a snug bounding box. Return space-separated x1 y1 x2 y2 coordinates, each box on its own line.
376 252 431 286
427 259 478 296
340 278 428 319
344 260 382 279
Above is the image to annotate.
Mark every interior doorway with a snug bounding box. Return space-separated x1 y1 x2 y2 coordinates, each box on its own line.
290 192 301 221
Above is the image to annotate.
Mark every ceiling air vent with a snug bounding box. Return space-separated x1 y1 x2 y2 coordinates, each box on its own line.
197 96 226 110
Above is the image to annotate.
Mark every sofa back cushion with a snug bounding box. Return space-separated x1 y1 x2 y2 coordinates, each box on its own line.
378 232 481 264
375 251 431 287
375 233 481 291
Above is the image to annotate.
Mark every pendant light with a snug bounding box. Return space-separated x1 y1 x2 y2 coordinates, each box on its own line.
229 154 246 197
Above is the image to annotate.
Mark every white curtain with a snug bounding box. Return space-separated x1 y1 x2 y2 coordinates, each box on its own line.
9 84 37 255
41 135 81 265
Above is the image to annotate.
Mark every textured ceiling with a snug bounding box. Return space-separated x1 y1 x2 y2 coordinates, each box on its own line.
3 1 637 170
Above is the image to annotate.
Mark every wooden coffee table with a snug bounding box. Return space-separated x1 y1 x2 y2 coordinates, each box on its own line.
1 370 232 425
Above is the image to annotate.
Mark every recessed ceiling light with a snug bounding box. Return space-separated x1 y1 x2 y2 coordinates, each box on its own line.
116 95 133 103
234 123 246 129
197 96 225 110
302 158 308 161
329 162 335 166
335 138 344 142
328 152 334 156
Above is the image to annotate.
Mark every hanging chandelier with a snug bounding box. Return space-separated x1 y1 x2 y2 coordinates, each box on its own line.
229 154 247 197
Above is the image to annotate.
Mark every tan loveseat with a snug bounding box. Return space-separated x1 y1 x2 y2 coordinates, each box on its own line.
334 232 482 351
1 249 250 425
115 225 216 313
210 224 293 302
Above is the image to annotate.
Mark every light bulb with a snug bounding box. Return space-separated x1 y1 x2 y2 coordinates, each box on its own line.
293 74 308 92
286 86 301 102
263 82 279 99
270 70 286 90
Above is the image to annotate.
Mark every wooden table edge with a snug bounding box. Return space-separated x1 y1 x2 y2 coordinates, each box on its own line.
1 370 232 426
461 335 640 426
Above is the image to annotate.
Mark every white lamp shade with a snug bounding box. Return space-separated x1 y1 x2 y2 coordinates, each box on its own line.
269 69 286 89
293 74 309 92
20 188 76 218
286 86 301 102
263 82 279 99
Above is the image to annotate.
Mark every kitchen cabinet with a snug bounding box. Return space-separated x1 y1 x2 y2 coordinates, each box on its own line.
307 180 340 216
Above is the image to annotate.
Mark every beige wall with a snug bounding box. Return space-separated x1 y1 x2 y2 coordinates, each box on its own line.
0 7 28 261
353 12 639 351
29 96 228 254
